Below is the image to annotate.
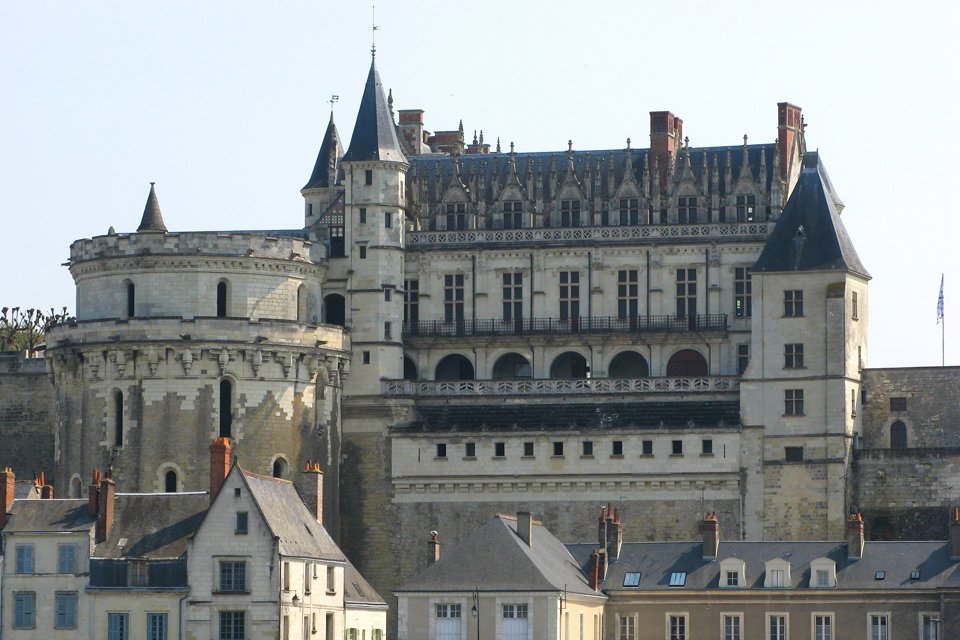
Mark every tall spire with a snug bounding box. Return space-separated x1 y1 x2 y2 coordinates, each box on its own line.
303 112 342 190
137 182 167 233
343 59 406 164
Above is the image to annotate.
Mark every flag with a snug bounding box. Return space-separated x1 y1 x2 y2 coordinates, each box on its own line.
937 275 944 324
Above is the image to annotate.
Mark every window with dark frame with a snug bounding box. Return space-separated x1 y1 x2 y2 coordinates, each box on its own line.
678 195 698 224
702 439 713 455
359 245 367 259
671 440 683 455
852 290 859 320
494 442 505 457
465 442 476 458
362 351 370 364
737 344 750 375
384 211 392 228
559 271 580 321
890 397 907 412
617 270 639 320
552 441 564 457
676 268 697 318
502 272 523 322
219 560 247 592
236 512 248 534
359 208 367 224
503 200 523 229
735 194 756 221
445 202 467 230
582 440 594 456
404 279 419 323
436 443 446 459
219 611 245 640
522 441 534 457
784 289 804 317
619 198 640 225
785 389 804 416
364 170 373 185
734 267 752 318
784 343 804 368
642 440 653 456
444 274 465 324
785 446 804 462
612 440 623 456
560 199 581 226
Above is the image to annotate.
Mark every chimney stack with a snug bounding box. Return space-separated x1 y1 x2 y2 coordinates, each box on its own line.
96 470 116 544
701 512 721 559
607 507 623 561
37 471 53 499
517 511 533 547
428 531 441 564
88 469 101 515
777 102 803 184
949 507 960 559
209 437 232 503
590 548 602 590
847 512 865 560
295 461 324 525
650 111 683 188
0 467 15 530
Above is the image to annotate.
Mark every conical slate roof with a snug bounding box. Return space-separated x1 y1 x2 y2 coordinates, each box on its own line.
752 152 869 278
303 112 342 190
136 182 167 233
342 59 406 164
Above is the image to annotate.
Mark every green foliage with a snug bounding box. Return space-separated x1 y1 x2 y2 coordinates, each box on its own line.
0 306 72 355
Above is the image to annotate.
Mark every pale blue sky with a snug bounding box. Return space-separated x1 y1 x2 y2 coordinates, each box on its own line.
2 1 957 367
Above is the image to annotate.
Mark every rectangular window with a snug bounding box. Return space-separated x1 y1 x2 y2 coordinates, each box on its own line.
326 565 335 593
702 439 713 455
785 446 804 462
612 440 623 456
617 270 639 320
553 441 564 457
384 288 391 302
623 572 641 587
359 207 367 224
130 558 149 586
58 543 78 573
494 442 505 457
235 512 248 534
668 572 686 587
736 194 756 221
436 443 447 459
618 615 636 640
737 343 750 375
364 170 373 185
676 268 697 318
444 274 465 324
869 614 888 640
219 611 245 640
668 614 687 640
561 199 581 226
642 440 653 456
723 614 742 640
219 560 247 593
784 289 803 316
362 351 370 364
816 569 830 587
784 343 804 368
108 612 129 640
384 211 392 228
671 440 683 456
404 279 419 323
922 614 941 640
304 562 312 594
726 570 739 586
559 271 580 321
678 195 698 224
465 442 476 458
502 272 523 322
13 592 35 629
770 569 785 587
445 203 467 230
852 290 859 319
767 614 786 640
523 441 534 457
890 397 907 411
148 612 169 640
582 440 594 456
619 198 640 225
15 544 34 574
814 614 833 640
503 200 523 229
785 389 804 416
384 321 392 340
359 245 367 259
734 267 752 318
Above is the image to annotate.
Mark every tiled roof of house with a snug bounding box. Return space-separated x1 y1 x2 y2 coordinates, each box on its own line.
2 499 95 534
93 492 208 559
344 558 387 607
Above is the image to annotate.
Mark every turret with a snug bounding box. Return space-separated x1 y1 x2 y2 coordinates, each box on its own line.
303 112 343 229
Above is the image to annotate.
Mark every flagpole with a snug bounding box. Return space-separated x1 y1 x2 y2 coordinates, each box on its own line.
939 274 945 366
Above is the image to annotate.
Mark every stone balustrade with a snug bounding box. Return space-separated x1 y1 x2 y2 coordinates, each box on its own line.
382 376 739 397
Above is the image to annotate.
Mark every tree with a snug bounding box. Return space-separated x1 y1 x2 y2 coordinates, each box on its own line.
0 306 72 355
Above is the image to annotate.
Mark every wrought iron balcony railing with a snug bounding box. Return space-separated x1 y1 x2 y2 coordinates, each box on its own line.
382 376 740 397
403 314 727 338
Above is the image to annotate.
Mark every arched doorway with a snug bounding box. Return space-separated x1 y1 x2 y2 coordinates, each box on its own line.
435 354 475 381
324 294 345 326
492 353 532 379
550 352 588 379
403 356 418 381
666 349 708 376
608 351 650 378
890 421 907 449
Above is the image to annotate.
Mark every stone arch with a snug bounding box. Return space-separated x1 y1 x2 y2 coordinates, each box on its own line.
219 378 234 438
297 283 308 322
550 351 589 379
216 279 230 318
890 421 908 449
435 354 475 381
403 356 418 381
69 474 82 498
324 293 345 326
492 352 532 379
112 388 124 448
666 349 708 376
157 463 185 493
272 455 290 479
608 350 649 378
165 469 178 493
124 279 135 318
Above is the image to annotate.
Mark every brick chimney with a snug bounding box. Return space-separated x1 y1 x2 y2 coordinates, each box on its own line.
36 471 53 499
777 102 802 183
701 512 721 559
949 507 960 559
88 469 101 515
209 437 232 503
0 467 14 530
96 470 116 544
295 461 323 525
397 109 426 156
650 111 682 188
608 507 623 561
517 511 533 547
847 512 865 560
428 530 441 564
589 548 603 590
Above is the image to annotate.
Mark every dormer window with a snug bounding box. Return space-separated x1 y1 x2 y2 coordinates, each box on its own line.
736 194 756 222
560 200 581 227
445 203 467 230
719 558 746 588
668 572 686 587
503 201 523 229
809 558 837 588
764 559 791 588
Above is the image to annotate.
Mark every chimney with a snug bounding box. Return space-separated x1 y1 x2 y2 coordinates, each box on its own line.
949 507 960 559
607 507 623 561
598 503 611 549
517 511 533 547
650 111 682 188
0 467 14 530
701 512 721 558
88 469 101 515
428 531 441 564
36 471 53 499
96 471 116 544
295 461 324 525
847 512 865 559
777 102 803 183
397 109 425 156
209 437 232 503
590 548 602 590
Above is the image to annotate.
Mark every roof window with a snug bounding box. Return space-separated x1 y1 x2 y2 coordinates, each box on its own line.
668 572 686 587
623 572 641 587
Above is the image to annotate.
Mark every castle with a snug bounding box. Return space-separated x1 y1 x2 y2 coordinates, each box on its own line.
2 52 959 632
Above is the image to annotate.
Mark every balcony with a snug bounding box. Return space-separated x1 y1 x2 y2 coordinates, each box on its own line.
382 376 739 397
403 314 727 338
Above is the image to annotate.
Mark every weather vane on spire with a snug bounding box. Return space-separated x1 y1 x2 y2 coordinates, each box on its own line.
370 5 380 58
329 94 339 113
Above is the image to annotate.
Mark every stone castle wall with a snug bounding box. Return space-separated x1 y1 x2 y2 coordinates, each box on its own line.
0 353 56 479
861 366 960 448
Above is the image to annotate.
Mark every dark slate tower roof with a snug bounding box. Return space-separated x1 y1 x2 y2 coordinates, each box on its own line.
136 182 168 233
752 152 869 278
303 112 342 190
342 59 406 164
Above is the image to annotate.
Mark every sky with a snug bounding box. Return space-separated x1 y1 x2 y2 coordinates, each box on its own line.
1 1 958 368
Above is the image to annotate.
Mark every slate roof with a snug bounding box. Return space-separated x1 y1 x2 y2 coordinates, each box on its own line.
342 59 406 164
1 499 95 534
13 481 40 500
137 182 168 233
93 492 208 559
396 514 600 598
241 469 346 563
304 112 343 190
565 540 960 592
344 558 387 607
752 152 869 277
396 401 741 433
